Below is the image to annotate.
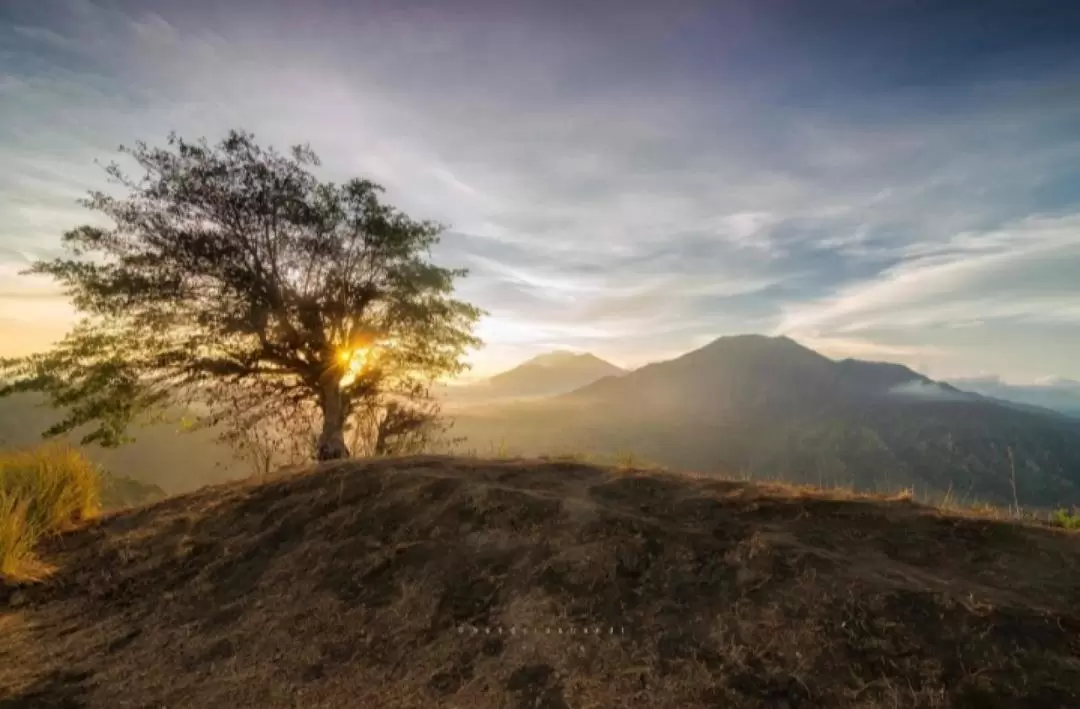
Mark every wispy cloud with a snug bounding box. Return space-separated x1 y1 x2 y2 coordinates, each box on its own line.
1 0 1079 378
776 217 1080 336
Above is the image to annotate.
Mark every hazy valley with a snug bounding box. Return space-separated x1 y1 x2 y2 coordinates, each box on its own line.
5 334 1076 513
447 335 1080 509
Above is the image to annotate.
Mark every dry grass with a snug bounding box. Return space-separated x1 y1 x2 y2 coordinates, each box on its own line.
0 497 36 579
514 448 1073 524
0 444 100 580
4 455 1080 708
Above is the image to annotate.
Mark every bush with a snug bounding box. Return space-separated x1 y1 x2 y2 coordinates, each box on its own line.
1051 508 1080 530
0 444 101 579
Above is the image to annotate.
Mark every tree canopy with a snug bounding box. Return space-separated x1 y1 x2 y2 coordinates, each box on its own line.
0 130 482 461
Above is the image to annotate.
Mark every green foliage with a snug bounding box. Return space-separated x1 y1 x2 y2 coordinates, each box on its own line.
0 130 482 463
0 444 102 578
1051 508 1080 530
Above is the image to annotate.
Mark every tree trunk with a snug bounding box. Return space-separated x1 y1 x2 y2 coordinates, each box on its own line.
316 378 350 461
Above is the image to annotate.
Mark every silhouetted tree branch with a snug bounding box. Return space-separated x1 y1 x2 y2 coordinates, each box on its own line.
0 130 482 462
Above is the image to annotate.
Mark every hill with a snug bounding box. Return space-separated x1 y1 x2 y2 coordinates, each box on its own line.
442 351 626 405
2 456 1079 707
450 335 1080 508
949 376 1080 418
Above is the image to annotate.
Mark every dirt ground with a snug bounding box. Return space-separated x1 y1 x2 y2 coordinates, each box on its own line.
3 455 1080 708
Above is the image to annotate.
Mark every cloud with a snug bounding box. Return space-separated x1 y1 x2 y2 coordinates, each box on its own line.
887 380 969 402
1034 376 1080 389
793 337 948 362
1 0 1079 378
776 216 1080 337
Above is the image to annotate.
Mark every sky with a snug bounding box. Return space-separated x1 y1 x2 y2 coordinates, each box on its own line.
1 0 1079 383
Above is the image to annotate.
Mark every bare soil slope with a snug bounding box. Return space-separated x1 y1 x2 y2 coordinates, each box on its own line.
3 456 1080 708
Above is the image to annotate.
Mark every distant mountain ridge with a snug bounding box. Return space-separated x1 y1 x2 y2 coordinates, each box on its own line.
564 335 968 416
443 350 626 404
450 334 1080 508
949 376 1080 418
487 350 625 395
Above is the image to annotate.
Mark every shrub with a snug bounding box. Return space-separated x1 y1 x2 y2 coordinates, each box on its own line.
1051 508 1080 530
0 444 102 579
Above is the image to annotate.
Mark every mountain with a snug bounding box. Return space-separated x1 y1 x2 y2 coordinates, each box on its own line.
487 351 626 395
450 335 1080 508
949 376 1080 418
442 350 626 405
5 456 1079 707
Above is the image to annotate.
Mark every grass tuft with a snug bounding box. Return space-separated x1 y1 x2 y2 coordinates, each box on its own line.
0 443 102 580
0 495 35 579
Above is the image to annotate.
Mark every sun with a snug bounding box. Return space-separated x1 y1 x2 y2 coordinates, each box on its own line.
337 347 372 387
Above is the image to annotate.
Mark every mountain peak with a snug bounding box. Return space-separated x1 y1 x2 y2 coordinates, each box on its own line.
523 350 604 368
686 333 832 368
456 351 626 400
703 333 785 345
698 333 813 353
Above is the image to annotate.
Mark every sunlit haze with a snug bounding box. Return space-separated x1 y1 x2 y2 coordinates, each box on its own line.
2 0 1079 382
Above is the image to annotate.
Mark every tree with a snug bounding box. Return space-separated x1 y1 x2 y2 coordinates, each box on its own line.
0 130 482 462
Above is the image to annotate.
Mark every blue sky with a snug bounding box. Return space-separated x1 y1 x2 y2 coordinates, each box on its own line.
1 0 1079 381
